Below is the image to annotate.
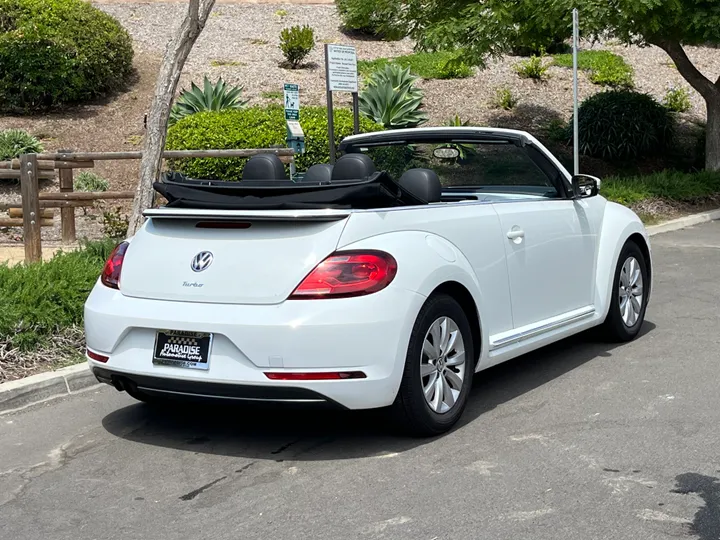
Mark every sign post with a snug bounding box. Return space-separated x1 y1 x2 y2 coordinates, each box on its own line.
284 83 304 178
572 8 580 176
324 44 359 163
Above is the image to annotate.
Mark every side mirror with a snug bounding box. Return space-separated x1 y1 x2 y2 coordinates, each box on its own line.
571 174 601 199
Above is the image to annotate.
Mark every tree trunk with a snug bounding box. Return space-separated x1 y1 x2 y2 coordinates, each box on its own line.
653 39 720 172
706 96 720 172
127 0 216 236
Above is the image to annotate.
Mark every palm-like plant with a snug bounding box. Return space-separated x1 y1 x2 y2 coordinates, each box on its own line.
169 76 248 126
359 64 427 129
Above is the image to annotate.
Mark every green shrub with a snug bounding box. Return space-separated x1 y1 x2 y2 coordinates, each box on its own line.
166 106 382 180
358 51 473 80
169 76 248 126
0 129 43 160
336 0 405 40
543 118 570 143
279 25 315 68
573 90 675 160
0 239 116 350
0 0 133 112
514 53 550 81
663 86 692 113
602 170 720 207
73 171 109 192
493 87 519 110
553 50 634 88
359 64 427 129
102 207 129 239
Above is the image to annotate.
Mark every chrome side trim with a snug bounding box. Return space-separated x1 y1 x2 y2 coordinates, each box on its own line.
490 306 595 351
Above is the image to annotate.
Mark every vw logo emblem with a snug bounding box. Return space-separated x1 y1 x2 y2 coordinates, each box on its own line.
191 251 214 272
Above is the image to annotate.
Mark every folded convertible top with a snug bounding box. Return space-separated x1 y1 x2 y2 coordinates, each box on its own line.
153 171 426 210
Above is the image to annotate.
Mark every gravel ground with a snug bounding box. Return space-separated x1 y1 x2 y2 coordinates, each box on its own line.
98 2 716 124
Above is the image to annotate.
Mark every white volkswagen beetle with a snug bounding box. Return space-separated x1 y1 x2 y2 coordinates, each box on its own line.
84 127 651 436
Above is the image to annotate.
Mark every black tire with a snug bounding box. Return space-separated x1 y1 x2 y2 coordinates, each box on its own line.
392 294 474 437
601 241 649 342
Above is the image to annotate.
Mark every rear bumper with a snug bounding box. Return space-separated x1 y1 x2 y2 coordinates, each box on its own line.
92 366 346 408
84 282 426 409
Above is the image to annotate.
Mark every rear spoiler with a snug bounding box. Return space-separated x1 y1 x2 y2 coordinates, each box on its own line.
143 208 352 222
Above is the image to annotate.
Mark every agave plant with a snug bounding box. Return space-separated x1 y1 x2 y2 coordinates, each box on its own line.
169 76 248 126
0 129 44 160
359 64 427 129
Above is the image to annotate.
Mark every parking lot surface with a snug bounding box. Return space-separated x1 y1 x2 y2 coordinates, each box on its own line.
1 222 719 540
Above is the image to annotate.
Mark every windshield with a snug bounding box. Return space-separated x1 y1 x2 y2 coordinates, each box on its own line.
341 139 566 199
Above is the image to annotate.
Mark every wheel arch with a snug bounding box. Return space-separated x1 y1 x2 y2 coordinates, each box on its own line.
428 281 482 368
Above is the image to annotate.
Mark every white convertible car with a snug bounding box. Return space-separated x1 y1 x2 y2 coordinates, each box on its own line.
84 127 651 436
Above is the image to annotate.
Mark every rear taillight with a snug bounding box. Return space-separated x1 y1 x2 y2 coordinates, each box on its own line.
289 250 397 299
101 241 129 289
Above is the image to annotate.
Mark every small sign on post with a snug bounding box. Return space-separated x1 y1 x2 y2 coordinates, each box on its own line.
284 83 300 120
324 44 359 164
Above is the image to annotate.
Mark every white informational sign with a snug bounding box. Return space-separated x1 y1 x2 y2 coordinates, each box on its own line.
326 44 358 93
284 83 299 120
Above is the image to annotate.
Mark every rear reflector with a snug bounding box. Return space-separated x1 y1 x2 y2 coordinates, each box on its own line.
87 349 109 363
264 371 367 381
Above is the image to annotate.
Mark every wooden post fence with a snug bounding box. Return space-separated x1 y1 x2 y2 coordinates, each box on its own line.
0 148 294 263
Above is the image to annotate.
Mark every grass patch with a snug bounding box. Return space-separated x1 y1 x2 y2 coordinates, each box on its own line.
261 91 284 100
0 239 117 352
210 59 246 67
553 50 633 88
358 51 473 80
602 170 720 207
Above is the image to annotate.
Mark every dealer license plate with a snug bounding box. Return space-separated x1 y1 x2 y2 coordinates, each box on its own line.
153 330 213 370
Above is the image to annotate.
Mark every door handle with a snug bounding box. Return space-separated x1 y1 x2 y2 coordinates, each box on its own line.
506 228 525 241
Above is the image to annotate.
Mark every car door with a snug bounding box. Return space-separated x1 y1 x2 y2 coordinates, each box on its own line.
473 142 596 330
493 198 596 329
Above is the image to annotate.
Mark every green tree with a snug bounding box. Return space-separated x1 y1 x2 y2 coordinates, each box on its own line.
404 0 720 170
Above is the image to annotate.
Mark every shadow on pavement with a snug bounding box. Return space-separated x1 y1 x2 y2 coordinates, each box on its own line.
673 472 720 540
101 321 656 462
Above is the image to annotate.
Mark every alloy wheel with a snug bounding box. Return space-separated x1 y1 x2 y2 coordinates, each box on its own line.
420 316 466 414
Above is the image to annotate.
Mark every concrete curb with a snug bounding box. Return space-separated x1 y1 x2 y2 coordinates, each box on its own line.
1 208 718 415
0 363 101 415
646 208 720 236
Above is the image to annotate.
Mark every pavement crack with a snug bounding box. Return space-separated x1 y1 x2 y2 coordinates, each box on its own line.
271 438 302 456
235 462 255 474
179 475 227 501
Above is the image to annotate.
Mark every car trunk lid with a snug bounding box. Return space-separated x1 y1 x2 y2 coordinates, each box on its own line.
119 209 352 305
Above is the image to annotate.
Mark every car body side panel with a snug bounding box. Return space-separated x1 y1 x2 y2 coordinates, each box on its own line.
337 205 514 369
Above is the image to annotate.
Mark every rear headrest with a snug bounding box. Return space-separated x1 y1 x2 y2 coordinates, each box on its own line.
242 154 287 181
331 153 376 181
302 163 334 183
397 168 442 203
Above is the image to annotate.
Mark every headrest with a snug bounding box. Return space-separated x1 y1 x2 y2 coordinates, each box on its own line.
302 163 334 183
397 168 442 203
242 154 287 181
331 153 376 181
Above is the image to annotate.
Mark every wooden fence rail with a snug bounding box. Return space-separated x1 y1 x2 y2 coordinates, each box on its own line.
1 148 295 263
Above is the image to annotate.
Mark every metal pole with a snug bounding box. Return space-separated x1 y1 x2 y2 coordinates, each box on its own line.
352 92 360 135
572 8 580 176
324 44 336 163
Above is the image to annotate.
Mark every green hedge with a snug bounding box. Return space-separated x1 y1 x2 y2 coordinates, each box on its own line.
166 106 383 180
0 0 134 111
0 240 116 350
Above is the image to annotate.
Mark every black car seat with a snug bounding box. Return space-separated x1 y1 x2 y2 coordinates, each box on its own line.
242 154 287 181
331 153 377 181
302 163 334 183
397 168 442 203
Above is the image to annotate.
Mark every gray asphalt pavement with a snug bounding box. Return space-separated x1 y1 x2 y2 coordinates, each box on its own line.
2 222 720 540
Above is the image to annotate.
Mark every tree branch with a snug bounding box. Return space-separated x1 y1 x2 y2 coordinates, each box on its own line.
653 39 717 99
